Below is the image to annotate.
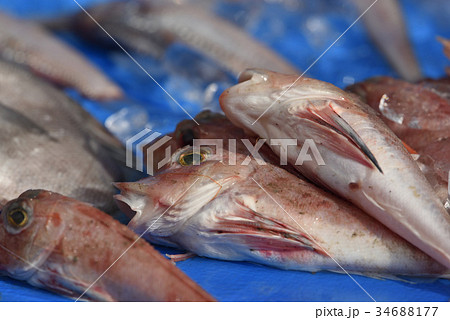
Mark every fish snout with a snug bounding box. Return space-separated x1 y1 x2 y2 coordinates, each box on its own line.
238 68 270 84
220 69 269 110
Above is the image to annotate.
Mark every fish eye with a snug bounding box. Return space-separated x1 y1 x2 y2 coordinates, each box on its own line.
6 208 29 228
179 150 208 166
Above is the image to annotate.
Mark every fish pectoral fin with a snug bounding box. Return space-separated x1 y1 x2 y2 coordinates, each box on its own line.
30 269 114 302
401 140 418 156
166 252 197 263
214 201 325 254
294 101 382 173
445 171 450 213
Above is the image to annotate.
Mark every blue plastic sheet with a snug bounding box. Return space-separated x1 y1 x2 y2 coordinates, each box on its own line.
0 0 449 302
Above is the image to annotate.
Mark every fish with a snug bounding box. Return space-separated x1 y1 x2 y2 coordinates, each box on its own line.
74 1 299 76
145 110 300 177
347 76 450 145
441 37 450 58
115 146 449 277
0 190 215 301
347 76 450 204
439 37 450 75
219 68 450 269
0 60 124 211
350 0 422 82
417 77 450 102
0 11 123 100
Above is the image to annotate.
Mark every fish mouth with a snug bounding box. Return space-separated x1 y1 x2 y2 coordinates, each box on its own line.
220 69 270 116
113 182 149 220
114 194 139 220
115 170 239 239
238 69 269 84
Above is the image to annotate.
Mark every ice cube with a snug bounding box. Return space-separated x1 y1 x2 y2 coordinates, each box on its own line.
105 104 151 142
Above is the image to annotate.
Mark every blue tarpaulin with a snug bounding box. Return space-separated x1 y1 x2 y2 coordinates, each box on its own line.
0 0 449 302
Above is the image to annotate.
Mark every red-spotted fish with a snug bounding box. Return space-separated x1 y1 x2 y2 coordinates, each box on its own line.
115 146 449 277
0 190 215 301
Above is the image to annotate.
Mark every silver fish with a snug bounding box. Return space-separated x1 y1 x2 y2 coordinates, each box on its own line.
75 1 299 76
0 60 124 211
219 68 450 269
115 146 448 277
0 11 123 100
351 0 422 81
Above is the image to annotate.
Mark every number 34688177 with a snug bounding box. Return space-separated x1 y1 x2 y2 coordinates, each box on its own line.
375 307 438 317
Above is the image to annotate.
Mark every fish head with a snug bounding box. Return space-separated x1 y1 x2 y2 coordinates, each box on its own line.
142 112 225 175
173 119 198 147
220 69 279 128
220 69 346 129
220 69 301 126
172 111 253 158
115 146 252 245
0 190 65 279
173 111 245 144
173 111 221 144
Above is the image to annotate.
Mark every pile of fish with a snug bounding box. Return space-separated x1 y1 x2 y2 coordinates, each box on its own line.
0 5 215 301
0 0 449 302
219 69 450 269
116 112 448 277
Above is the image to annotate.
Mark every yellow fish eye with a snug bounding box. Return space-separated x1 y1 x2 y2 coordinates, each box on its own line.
7 208 29 228
179 150 208 166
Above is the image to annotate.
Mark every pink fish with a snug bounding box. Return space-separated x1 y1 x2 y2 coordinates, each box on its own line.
220 69 450 269
115 146 449 277
347 76 450 204
0 190 215 301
